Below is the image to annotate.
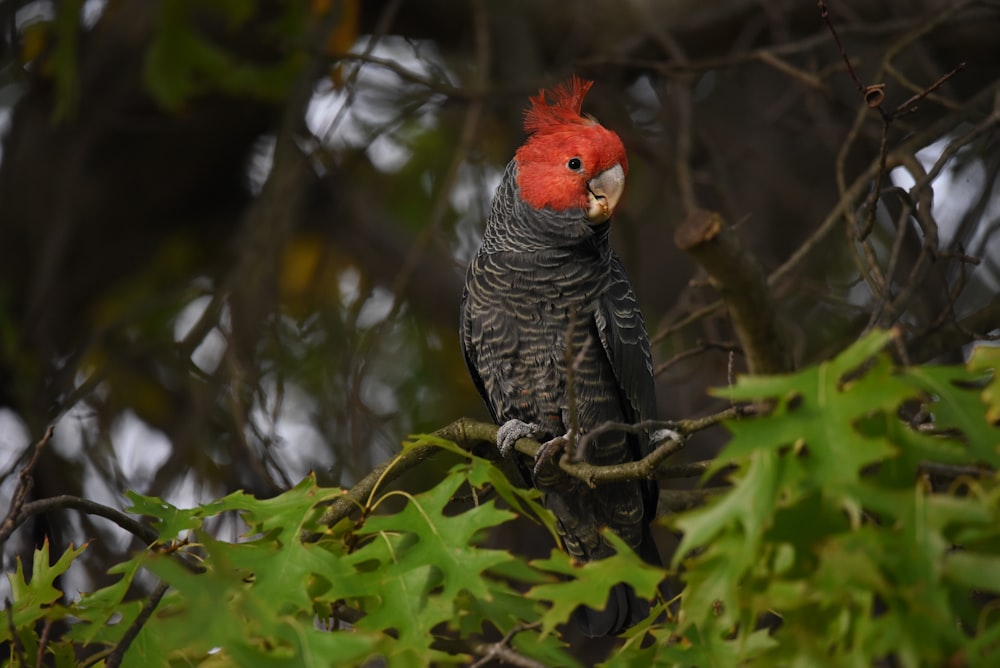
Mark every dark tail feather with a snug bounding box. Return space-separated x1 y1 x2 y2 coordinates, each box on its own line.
571 582 650 637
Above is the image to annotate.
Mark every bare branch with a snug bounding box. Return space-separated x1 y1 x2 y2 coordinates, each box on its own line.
105 581 169 668
12 495 159 546
817 0 868 98
891 62 967 119
651 300 726 347
317 406 751 530
0 425 54 547
674 210 792 374
37 617 54 668
908 294 1000 362
660 460 737 479
469 622 545 668
317 422 470 528
660 487 727 513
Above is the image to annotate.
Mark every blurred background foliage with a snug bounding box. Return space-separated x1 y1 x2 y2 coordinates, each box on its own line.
0 0 998 602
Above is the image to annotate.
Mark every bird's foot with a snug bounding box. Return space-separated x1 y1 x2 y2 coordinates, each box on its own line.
649 428 684 449
533 429 574 477
496 419 541 458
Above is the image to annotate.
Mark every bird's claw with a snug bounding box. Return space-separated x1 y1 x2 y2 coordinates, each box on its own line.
496 419 540 458
649 428 684 449
533 430 573 477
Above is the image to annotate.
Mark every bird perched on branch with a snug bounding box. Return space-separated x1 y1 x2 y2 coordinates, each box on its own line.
460 77 660 637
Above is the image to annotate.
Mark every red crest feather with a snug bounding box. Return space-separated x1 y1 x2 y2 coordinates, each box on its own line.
523 76 595 134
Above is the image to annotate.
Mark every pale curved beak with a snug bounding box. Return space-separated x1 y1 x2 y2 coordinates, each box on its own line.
585 163 626 223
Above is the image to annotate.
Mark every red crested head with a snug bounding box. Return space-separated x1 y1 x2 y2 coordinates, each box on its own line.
514 77 627 222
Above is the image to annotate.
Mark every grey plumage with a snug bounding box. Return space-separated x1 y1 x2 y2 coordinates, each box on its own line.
460 159 659 637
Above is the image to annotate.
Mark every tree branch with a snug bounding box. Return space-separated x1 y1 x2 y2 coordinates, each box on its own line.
105 581 169 668
907 294 1000 363
660 460 736 479
469 622 545 668
318 406 751 529
0 425 54 548
674 210 792 374
660 487 727 513
11 495 159 546
654 340 742 377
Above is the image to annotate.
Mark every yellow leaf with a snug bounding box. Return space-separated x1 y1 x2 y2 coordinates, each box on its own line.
280 235 326 314
21 21 50 65
314 0 359 87
313 0 358 54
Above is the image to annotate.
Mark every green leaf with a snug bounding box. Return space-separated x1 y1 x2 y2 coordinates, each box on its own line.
902 364 1000 466
208 476 349 612
12 329 1000 666
968 345 1000 423
64 555 145 645
942 550 1000 593
329 466 519 662
408 432 560 538
210 473 343 531
357 467 517 602
144 0 304 110
669 331 1000 664
4 540 86 632
714 329 895 403
528 531 663 636
512 631 583 668
672 449 780 570
135 532 384 667
610 624 776 668
124 492 201 542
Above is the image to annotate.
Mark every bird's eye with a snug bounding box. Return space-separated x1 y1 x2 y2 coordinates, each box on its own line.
567 157 583 171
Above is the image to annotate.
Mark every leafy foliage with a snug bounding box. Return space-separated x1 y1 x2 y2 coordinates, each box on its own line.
3 332 1000 666
145 0 311 109
5 540 86 631
668 331 1000 666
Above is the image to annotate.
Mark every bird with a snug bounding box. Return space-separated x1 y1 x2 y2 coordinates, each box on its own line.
459 77 660 637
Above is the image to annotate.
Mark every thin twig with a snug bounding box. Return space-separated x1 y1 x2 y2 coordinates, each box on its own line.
891 62 966 118
820 0 970 334
651 300 726 346
12 495 160 546
655 341 742 377
817 0 866 96
347 0 490 456
652 76 985 348
469 622 545 668
565 308 583 458
674 210 792 374
314 0 405 143
871 103 999 334
36 617 54 668
870 154 937 330
858 119 892 241
868 193 914 329
858 60 965 245
5 598 26 666
0 425 54 548
660 487 727 513
660 460 738 479
105 581 169 668
908 294 1000 362
651 27 698 216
